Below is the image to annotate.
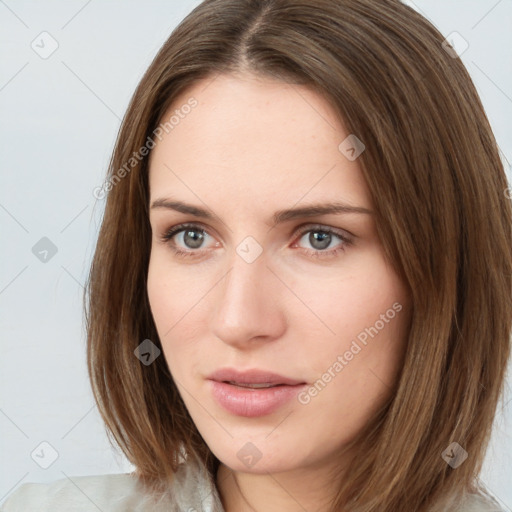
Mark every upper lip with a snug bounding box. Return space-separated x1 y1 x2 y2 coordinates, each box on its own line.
207 368 306 386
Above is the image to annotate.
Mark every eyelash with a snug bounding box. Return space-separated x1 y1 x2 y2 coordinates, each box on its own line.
159 222 353 261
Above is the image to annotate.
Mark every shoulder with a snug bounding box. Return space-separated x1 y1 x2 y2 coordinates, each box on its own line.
0 460 224 512
0 473 174 512
453 491 506 512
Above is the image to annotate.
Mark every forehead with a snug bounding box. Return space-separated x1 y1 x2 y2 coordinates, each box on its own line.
148 73 371 211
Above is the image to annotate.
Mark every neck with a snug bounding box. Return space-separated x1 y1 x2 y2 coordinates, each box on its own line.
216 459 347 512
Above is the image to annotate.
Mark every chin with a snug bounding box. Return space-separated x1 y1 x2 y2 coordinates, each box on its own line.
212 441 305 475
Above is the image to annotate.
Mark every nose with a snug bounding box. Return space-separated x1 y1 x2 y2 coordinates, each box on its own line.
210 252 287 350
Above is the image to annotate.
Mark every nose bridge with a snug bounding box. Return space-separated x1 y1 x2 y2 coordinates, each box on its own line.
211 241 286 347
220 246 269 318
221 228 268 302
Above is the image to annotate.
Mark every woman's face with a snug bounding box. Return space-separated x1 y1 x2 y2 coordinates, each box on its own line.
147 72 411 475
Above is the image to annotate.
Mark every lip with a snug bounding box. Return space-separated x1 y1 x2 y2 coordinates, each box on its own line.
207 368 306 386
207 368 307 417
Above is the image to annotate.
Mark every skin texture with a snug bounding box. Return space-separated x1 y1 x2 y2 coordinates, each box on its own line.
147 72 412 512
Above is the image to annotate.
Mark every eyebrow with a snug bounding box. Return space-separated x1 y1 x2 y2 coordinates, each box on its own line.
150 198 373 226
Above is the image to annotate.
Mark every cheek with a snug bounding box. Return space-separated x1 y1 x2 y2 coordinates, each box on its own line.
292 275 408 447
287 252 407 353
291 257 409 408
146 253 209 374
147 251 201 334
147 257 173 334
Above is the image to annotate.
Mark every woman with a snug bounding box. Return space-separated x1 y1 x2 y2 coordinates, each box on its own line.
3 0 510 510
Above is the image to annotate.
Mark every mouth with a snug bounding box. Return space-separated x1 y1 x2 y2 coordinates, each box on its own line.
222 381 286 389
206 368 307 417
207 367 306 387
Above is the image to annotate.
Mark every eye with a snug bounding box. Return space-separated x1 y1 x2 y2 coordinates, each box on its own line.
292 224 353 259
159 222 353 260
159 223 216 258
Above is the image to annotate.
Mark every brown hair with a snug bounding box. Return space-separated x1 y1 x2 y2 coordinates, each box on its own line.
84 0 512 510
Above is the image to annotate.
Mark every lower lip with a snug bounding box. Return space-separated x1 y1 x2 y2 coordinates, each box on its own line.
208 380 307 417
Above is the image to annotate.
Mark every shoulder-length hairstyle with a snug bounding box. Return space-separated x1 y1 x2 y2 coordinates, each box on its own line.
84 0 512 510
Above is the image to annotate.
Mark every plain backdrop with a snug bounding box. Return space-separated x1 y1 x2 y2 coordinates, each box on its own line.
1 0 511 509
